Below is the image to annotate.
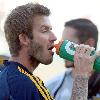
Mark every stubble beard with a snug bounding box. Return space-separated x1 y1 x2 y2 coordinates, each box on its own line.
28 39 53 66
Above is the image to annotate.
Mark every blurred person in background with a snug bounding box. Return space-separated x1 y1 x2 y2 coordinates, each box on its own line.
45 18 100 100
0 55 9 71
0 1 9 71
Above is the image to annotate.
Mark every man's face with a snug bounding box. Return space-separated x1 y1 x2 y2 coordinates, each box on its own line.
62 26 79 68
62 26 79 43
28 15 57 65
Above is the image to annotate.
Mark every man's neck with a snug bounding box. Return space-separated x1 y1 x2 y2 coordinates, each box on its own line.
10 56 39 73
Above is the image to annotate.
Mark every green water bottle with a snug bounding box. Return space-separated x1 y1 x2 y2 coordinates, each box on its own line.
54 40 100 72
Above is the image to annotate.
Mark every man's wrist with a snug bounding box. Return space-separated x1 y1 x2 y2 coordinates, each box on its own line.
71 74 88 100
72 70 89 79
74 74 89 80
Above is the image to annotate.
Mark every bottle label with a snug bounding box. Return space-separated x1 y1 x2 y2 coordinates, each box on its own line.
59 40 77 61
65 40 78 55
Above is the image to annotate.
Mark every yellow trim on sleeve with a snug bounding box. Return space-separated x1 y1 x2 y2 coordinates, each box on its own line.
18 66 54 100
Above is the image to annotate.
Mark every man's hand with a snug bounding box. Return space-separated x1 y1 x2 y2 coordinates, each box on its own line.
73 44 96 78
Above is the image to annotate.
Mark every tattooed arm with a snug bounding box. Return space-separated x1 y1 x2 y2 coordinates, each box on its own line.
71 75 88 100
70 44 96 100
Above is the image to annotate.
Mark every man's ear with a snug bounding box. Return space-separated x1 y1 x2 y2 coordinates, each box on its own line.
19 34 30 46
85 38 95 48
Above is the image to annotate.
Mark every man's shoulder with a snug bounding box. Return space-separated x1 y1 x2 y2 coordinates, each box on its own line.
44 70 66 89
7 69 33 87
8 73 35 91
45 68 72 87
0 63 33 87
45 69 73 90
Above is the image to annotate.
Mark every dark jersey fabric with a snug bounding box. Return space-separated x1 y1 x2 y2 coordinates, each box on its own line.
0 61 44 100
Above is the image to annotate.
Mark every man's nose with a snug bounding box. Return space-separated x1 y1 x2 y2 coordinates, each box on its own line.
50 32 57 42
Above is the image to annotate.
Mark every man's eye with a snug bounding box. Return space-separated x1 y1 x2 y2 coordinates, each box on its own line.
42 29 48 33
40 26 52 33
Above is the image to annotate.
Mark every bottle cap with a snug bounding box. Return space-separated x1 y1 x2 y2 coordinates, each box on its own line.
54 40 64 54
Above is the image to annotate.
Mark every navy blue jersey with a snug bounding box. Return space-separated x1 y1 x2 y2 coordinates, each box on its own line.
0 61 53 100
0 64 5 72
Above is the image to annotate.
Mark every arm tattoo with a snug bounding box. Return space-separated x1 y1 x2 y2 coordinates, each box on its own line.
71 75 88 100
